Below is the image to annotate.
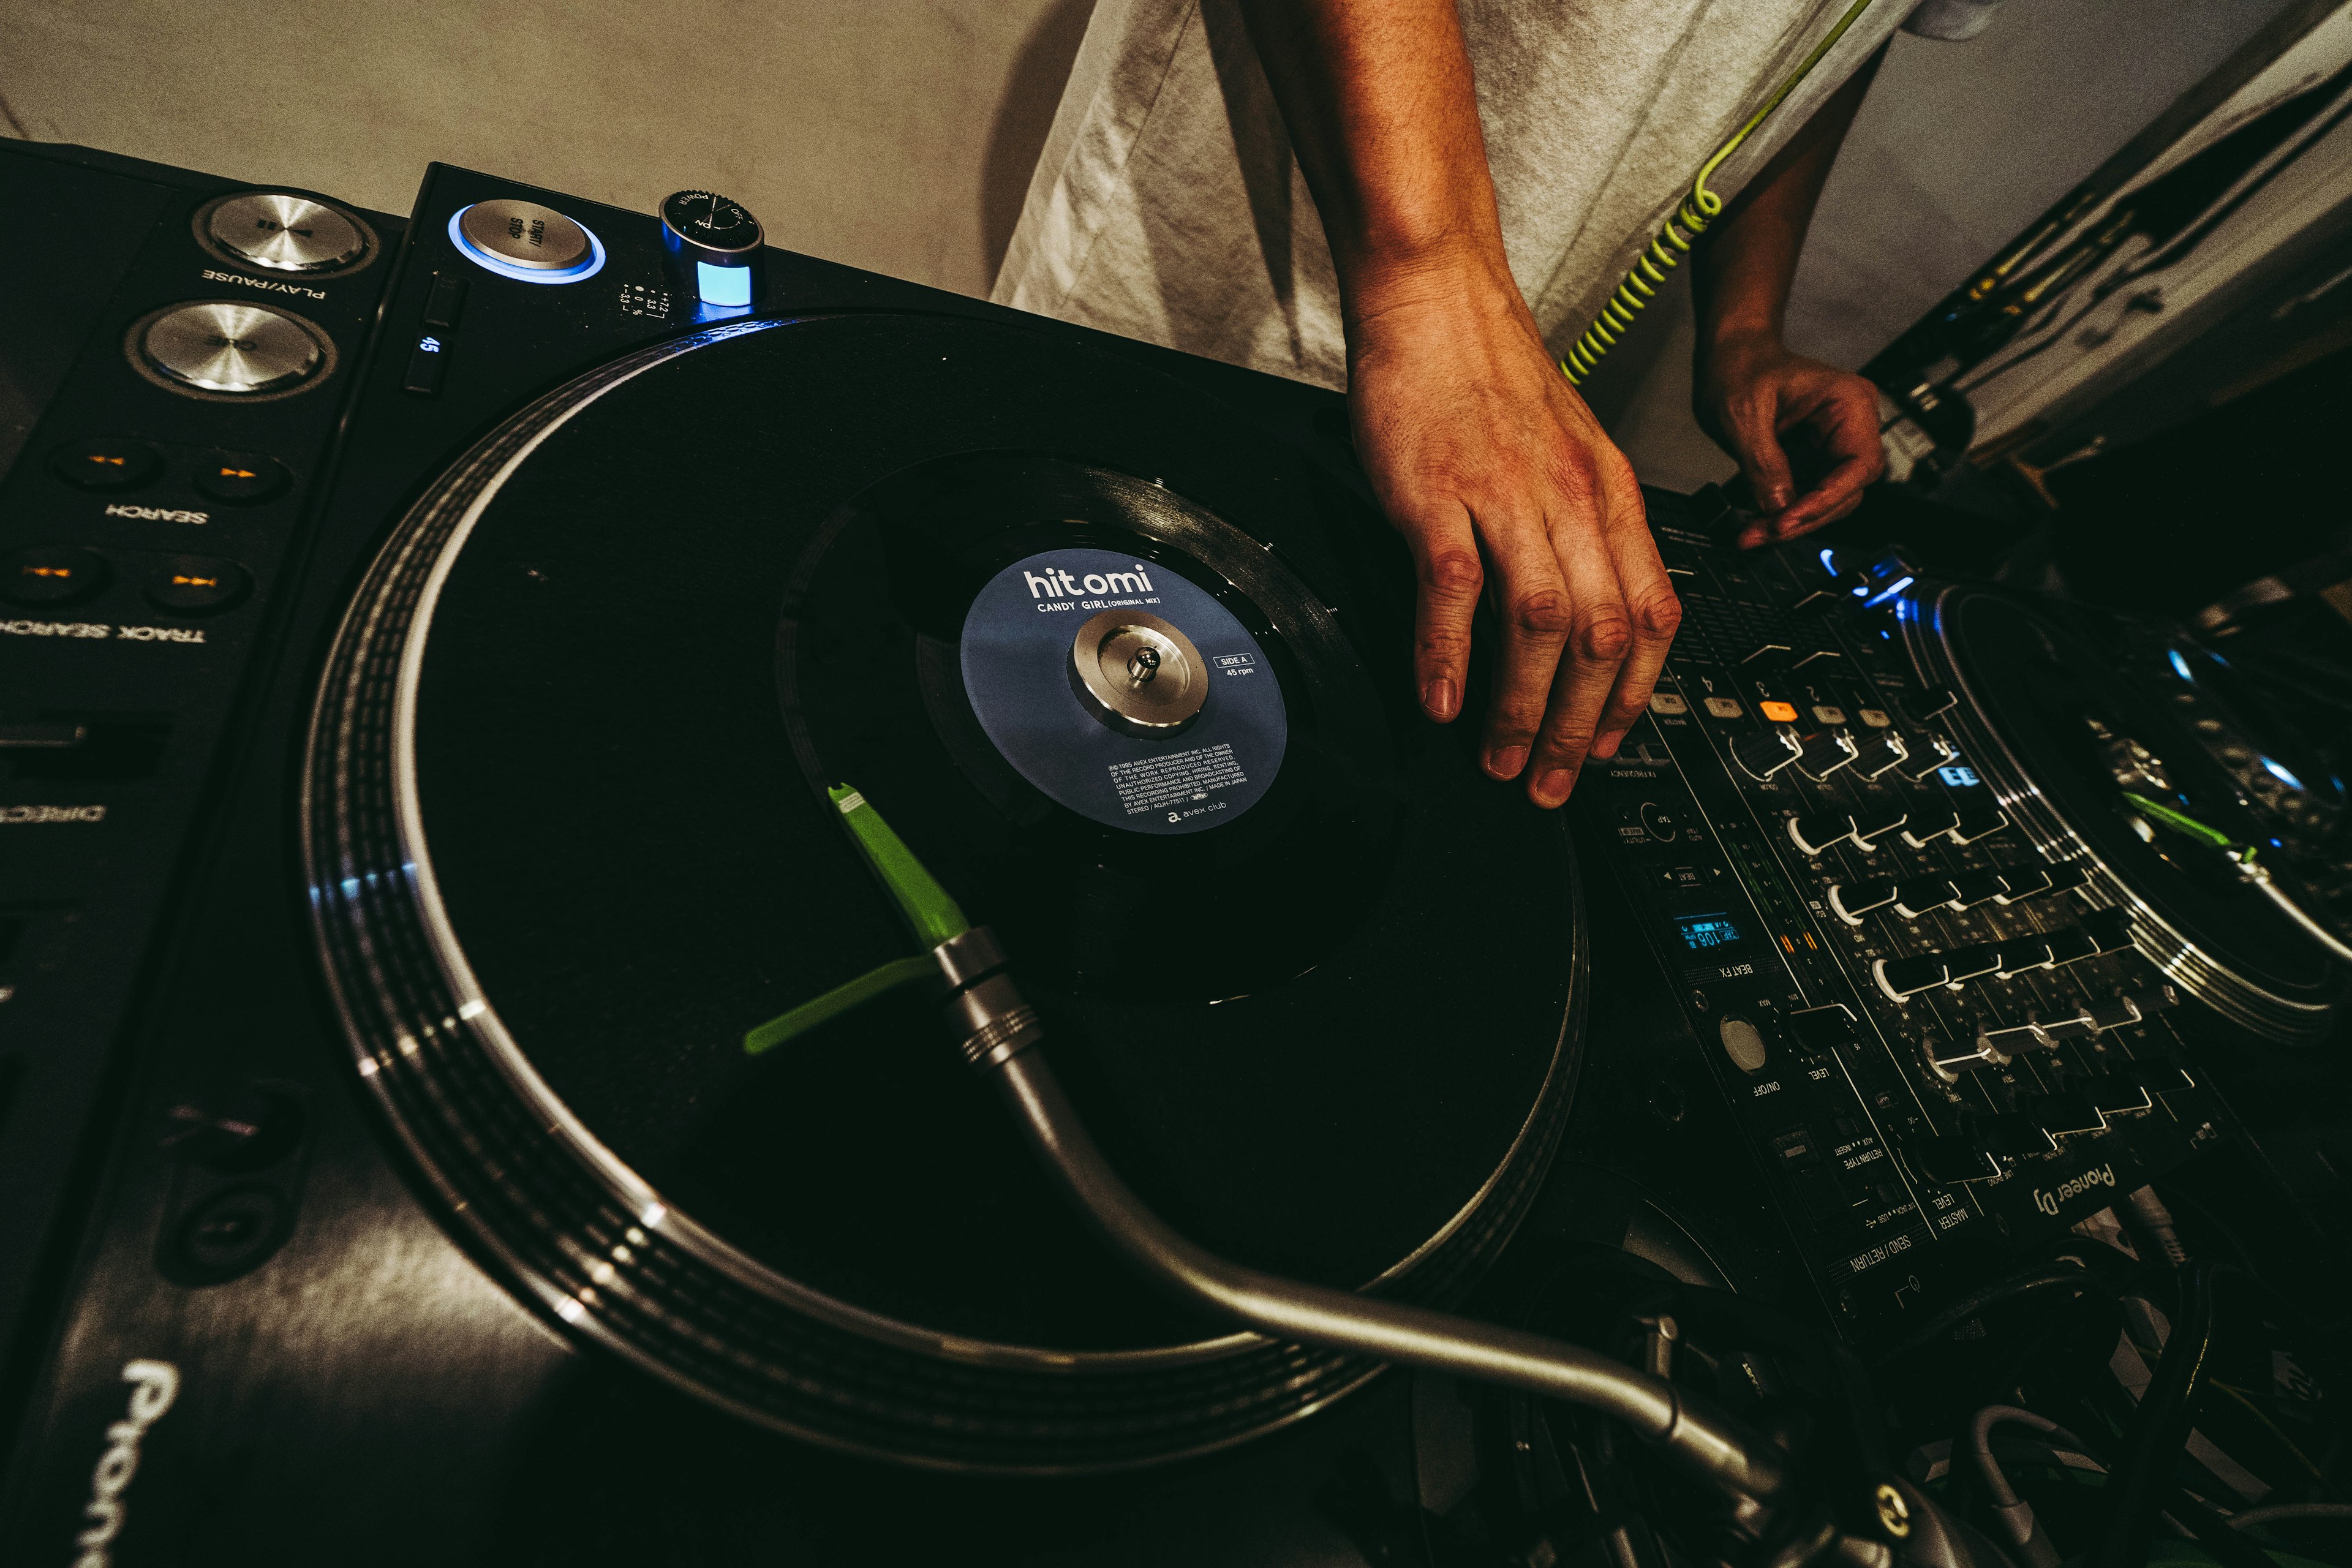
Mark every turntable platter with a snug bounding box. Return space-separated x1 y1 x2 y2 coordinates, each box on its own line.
1934 589 2348 1038
307 313 1581 1469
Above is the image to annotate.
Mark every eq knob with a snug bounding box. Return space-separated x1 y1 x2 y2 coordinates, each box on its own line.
661 189 764 308
1733 726 1803 781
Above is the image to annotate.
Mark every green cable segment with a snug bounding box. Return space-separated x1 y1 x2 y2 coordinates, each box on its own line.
1561 0 1880 386
741 784 970 1056
2120 790 2244 854
828 782 970 947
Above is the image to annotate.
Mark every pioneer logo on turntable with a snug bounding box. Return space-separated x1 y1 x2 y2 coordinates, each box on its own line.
72 1359 178 1568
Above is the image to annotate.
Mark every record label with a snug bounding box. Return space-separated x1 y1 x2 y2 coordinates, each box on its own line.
960 548 1286 834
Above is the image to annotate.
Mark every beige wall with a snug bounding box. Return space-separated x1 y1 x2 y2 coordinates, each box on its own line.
0 0 1094 300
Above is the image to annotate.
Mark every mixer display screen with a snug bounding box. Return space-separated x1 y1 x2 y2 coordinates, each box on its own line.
1937 764 1981 787
1674 913 1747 951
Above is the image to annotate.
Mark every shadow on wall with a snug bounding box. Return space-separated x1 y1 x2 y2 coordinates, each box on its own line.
981 0 1099 287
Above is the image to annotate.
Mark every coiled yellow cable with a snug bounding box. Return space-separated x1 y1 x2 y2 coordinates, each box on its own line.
1560 0 1880 386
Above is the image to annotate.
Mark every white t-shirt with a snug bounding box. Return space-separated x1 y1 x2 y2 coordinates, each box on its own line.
994 0 1915 389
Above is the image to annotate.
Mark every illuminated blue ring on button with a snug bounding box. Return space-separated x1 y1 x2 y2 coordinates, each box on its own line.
695 260 754 307
447 206 607 284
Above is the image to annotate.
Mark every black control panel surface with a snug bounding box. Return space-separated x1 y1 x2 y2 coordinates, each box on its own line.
0 142 398 1371
1585 515 2233 1344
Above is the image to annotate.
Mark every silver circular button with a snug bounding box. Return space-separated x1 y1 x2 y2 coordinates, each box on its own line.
205 192 369 273
1717 1016 1769 1073
1069 610 1208 737
137 302 325 396
458 199 590 271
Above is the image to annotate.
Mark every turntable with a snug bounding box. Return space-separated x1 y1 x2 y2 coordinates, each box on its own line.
4 141 2350 1564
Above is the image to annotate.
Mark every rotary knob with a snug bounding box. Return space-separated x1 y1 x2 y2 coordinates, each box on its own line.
130 302 328 398
201 192 371 274
661 189 764 307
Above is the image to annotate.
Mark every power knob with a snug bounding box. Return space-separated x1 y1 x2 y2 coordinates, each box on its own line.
661 189 764 309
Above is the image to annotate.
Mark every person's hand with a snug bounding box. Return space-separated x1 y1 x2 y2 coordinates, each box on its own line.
1345 255 1680 806
1695 331 1885 550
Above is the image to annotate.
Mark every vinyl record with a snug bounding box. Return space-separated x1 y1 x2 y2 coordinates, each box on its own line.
307 311 1584 1471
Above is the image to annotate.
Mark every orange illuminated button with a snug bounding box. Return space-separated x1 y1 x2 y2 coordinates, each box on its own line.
2 546 111 606
1759 700 1800 723
50 437 160 492
143 554 251 615
193 450 290 505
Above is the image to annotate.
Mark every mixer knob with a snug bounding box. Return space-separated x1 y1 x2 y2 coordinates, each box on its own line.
1943 870 2010 908
1849 729 1911 780
1950 807 2009 844
1791 807 1909 856
1874 952 1953 998
1991 865 2051 901
1896 733 1961 780
1849 808 1909 848
1973 1018 2051 1057
2024 1092 2109 1137
1902 1133 2002 1185
1826 880 1898 924
1794 727 1859 780
1969 985 2176 1061
1875 911 2132 1000
1898 803 1960 845
2086 1077 2154 1117
1941 942 2003 984
1979 1113 2059 1157
1787 812 1855 855
1924 1031 2010 1079
1732 726 1803 781
1890 877 1961 918
660 189 765 307
1900 684 1959 725
1785 1003 1861 1052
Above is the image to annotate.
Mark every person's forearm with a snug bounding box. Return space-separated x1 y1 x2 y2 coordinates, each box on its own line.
1235 0 1510 312
1692 45 1885 351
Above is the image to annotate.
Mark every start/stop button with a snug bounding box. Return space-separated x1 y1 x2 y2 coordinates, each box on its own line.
451 200 603 282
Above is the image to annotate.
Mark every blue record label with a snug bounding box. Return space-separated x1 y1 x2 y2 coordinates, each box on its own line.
960 548 1287 835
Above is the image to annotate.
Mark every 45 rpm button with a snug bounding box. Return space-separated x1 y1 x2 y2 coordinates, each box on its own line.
194 452 290 505
3 546 111 605
51 437 160 492
145 555 251 614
